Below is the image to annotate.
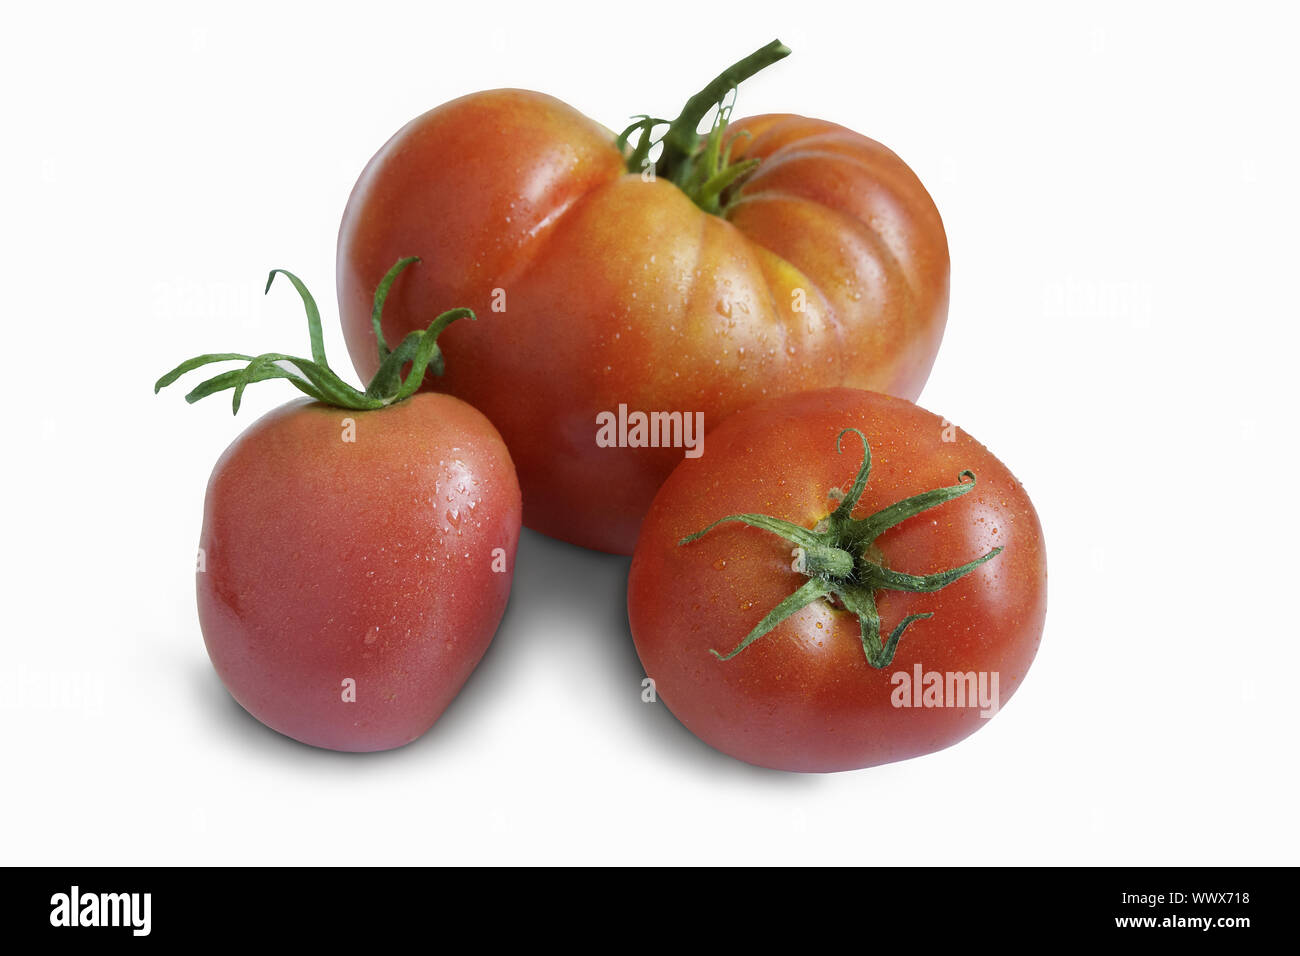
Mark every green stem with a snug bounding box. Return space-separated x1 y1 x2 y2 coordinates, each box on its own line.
694 157 760 215
619 39 789 212
710 577 829 662
656 39 790 183
795 543 855 579
681 429 1004 668
155 258 473 414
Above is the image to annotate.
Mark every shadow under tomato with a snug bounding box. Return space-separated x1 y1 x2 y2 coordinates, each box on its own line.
498 530 815 783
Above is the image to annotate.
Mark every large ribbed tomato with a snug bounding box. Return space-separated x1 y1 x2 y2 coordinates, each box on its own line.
338 41 949 554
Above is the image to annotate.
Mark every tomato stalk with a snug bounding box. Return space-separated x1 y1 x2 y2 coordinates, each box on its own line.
679 429 1003 668
155 258 472 413
620 38 790 214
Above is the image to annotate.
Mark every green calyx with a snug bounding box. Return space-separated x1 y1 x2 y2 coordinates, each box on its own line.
619 38 790 214
679 429 1004 668
154 257 473 414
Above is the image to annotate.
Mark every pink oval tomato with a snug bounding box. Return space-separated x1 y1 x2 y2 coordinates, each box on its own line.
197 392 521 752
628 388 1047 772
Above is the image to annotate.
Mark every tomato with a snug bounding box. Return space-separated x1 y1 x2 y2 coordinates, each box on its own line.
627 388 1047 772
195 392 518 751
160 261 521 752
337 41 949 554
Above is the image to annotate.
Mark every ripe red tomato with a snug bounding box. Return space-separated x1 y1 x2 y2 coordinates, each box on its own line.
161 262 521 751
197 393 519 751
337 41 948 554
627 388 1047 772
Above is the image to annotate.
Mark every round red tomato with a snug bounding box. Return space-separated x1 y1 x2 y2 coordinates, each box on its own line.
337 41 948 554
628 388 1047 772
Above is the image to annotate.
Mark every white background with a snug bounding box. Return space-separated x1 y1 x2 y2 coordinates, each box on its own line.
3 1 1296 865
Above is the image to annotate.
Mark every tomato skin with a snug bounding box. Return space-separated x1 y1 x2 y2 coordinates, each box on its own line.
196 393 521 752
338 91 948 555
627 388 1046 773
